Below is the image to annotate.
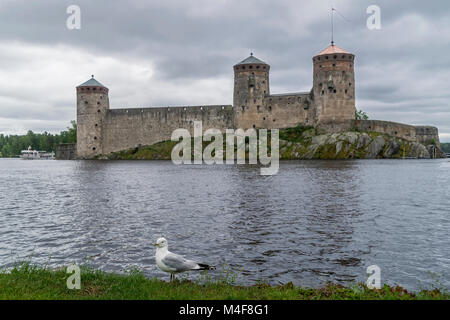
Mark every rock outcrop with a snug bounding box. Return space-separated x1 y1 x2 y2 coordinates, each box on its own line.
103 126 446 160
278 129 445 160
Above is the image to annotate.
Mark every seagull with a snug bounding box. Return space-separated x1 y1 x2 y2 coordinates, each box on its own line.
154 237 215 281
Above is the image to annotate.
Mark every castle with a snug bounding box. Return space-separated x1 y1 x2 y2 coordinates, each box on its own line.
74 43 440 159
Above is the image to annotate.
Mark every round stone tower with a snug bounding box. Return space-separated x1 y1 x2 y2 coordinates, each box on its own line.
233 54 270 129
312 44 355 124
76 75 109 158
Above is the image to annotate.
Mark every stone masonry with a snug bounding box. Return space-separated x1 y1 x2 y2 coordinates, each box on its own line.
75 43 441 159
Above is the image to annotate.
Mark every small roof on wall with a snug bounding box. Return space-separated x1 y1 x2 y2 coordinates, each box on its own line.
316 44 351 56
235 53 268 66
78 75 107 87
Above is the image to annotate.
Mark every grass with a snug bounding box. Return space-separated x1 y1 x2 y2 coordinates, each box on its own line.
0 263 448 300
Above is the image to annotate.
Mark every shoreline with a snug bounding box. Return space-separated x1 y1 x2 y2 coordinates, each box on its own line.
1 264 448 300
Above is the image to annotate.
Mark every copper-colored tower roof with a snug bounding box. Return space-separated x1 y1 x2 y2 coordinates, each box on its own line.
316 44 351 56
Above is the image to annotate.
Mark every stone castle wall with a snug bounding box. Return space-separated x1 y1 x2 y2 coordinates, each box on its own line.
353 120 417 142
313 52 356 124
319 119 441 148
102 105 233 154
76 86 109 158
415 126 441 148
55 143 77 160
75 46 442 158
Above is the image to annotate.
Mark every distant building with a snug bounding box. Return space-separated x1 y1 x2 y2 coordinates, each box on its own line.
56 143 77 160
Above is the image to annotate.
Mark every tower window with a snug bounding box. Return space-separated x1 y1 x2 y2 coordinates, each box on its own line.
249 65 253 69
263 117 266 120
263 66 266 69
349 83 352 86
242 66 245 69
92 147 96 151
342 55 346 58
269 106 272 111
334 55 337 59
325 56 329 59
333 89 336 93
97 109 101 113
256 66 260 69
345 89 348 94
253 124 256 128
321 90 324 95
95 123 98 127
97 102 100 105
241 106 245 111
85 101 88 104
257 105 260 111
332 64 336 67
94 136 97 140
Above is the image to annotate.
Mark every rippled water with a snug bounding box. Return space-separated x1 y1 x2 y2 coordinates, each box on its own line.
0 158 449 290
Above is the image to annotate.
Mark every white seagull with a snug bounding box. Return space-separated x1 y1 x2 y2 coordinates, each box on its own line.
154 237 215 281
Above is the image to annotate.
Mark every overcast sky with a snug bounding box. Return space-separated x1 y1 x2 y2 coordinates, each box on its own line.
0 0 449 141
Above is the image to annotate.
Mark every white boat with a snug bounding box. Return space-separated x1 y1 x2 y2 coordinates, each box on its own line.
20 146 55 160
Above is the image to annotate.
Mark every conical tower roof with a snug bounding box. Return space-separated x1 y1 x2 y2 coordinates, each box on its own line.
78 75 106 88
235 53 268 66
315 44 351 56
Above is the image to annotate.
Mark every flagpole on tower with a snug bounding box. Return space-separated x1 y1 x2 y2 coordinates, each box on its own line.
331 7 335 46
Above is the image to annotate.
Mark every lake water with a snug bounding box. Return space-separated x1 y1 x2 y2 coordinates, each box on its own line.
0 158 449 290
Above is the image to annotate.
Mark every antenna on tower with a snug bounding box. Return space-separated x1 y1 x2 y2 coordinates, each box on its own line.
330 7 350 45
331 7 335 45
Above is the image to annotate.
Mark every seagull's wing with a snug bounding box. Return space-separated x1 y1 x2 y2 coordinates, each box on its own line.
161 252 199 272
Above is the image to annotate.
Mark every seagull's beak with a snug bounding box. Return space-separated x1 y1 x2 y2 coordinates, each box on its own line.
153 243 158 247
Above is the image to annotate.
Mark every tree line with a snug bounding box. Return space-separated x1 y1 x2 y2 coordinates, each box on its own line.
0 121 76 158
441 143 450 153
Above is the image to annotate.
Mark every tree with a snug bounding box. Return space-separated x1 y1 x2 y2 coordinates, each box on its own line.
355 109 369 120
0 121 77 158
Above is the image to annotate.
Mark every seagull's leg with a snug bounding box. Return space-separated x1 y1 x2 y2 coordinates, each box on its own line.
170 273 173 282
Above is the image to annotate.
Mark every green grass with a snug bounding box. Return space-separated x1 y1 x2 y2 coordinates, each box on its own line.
0 264 448 300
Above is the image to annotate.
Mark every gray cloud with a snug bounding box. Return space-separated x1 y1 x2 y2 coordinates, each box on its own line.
0 0 449 141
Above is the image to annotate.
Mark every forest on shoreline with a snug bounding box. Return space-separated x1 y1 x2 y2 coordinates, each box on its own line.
0 121 76 158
